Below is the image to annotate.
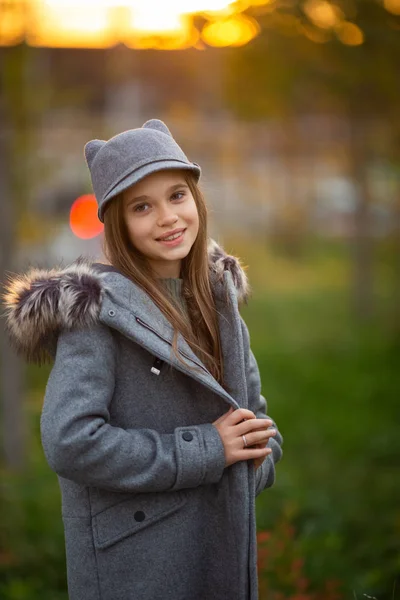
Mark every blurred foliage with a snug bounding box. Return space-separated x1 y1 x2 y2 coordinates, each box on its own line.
237 238 400 600
1 239 399 599
228 0 400 123
0 398 66 600
257 515 344 600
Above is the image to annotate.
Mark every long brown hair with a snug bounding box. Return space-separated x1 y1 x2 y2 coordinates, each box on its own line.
102 173 224 385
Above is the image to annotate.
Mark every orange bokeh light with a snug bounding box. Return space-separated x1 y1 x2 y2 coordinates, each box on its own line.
70 194 104 239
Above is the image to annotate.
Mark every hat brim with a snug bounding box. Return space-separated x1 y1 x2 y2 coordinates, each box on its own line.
98 160 201 222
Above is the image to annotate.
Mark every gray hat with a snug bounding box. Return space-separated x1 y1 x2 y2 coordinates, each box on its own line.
84 119 201 222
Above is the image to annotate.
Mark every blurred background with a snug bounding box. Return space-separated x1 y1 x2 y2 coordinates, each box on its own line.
0 1 399 599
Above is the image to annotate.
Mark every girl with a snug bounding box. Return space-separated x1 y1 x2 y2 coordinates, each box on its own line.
3 119 283 600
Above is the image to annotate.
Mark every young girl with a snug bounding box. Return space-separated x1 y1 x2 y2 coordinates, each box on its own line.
4 119 283 600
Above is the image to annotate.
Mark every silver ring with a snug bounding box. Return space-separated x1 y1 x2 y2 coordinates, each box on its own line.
242 435 248 448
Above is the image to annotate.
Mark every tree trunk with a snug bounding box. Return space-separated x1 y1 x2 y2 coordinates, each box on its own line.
348 118 374 320
0 44 34 469
393 182 400 336
0 94 25 470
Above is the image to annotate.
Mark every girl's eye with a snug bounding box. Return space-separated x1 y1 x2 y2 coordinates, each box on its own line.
132 192 185 212
133 203 149 213
171 191 185 201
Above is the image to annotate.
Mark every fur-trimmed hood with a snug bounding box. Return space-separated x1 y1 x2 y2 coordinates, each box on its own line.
2 239 249 365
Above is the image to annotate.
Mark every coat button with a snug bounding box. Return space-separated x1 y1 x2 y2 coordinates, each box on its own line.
134 511 145 522
182 431 193 442
108 310 115 317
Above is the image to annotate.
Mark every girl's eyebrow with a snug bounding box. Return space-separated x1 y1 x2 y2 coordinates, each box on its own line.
127 182 188 206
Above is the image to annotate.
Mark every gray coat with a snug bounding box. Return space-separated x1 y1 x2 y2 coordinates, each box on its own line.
3 241 283 600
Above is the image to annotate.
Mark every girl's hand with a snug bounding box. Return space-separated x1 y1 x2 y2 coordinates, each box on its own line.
212 407 277 468
253 443 269 470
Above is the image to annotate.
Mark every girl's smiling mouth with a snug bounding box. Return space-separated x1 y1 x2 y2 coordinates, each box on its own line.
156 228 186 245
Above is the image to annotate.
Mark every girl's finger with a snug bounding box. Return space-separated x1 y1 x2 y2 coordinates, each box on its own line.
241 447 272 459
236 418 273 436
212 406 234 426
241 428 277 447
228 408 257 425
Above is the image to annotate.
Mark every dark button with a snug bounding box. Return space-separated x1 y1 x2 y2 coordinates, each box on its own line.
182 431 193 442
134 511 145 522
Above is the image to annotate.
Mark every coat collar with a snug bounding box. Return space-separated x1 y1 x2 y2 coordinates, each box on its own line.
2 239 250 367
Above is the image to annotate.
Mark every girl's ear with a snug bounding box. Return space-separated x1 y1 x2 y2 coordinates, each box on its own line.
84 139 106 168
142 119 172 137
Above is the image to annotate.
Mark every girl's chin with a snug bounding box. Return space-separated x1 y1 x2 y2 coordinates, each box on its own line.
156 247 189 260
153 242 193 264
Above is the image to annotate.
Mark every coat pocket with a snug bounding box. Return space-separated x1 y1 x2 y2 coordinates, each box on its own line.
92 491 187 550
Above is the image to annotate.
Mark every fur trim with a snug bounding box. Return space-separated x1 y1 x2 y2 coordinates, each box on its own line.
2 258 105 364
207 239 250 304
1 241 249 364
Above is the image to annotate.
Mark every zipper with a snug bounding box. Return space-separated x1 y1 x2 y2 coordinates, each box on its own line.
135 316 211 377
135 315 240 410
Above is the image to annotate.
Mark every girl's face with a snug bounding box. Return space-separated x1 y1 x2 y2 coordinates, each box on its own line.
122 169 199 278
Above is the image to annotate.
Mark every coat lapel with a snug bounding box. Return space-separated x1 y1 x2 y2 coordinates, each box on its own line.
213 271 249 408
99 271 241 409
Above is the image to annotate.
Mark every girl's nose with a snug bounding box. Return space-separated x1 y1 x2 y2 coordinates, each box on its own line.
156 208 178 227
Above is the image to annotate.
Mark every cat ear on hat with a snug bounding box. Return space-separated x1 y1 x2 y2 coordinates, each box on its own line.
84 139 106 169
142 119 172 137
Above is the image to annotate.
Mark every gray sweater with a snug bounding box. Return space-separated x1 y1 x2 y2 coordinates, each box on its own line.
161 278 189 319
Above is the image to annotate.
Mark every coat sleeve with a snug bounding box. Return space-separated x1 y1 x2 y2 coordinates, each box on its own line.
40 323 226 493
240 317 283 497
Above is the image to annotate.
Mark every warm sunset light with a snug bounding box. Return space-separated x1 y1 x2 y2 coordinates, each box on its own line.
383 0 400 14
303 0 344 29
0 0 367 48
125 24 199 50
70 195 104 240
29 5 114 48
45 0 236 10
0 3 25 46
132 10 185 33
201 14 260 47
335 21 364 45
0 0 266 49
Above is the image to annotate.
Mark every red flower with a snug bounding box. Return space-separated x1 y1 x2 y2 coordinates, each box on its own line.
258 530 271 543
